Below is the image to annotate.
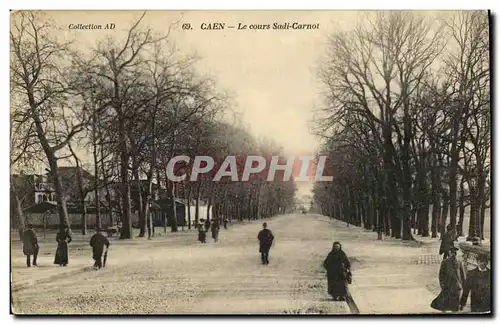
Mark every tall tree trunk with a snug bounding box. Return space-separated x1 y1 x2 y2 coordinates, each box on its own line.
195 182 201 224
68 143 88 235
49 159 72 230
480 200 487 240
255 183 261 219
92 108 101 230
206 189 213 221
28 87 71 229
187 183 192 229
420 203 430 237
383 125 400 239
477 173 487 240
119 149 132 239
134 166 145 237
457 177 466 237
448 151 459 229
467 192 479 240
430 152 440 238
401 114 413 240
440 195 449 236
11 181 26 240
170 181 178 232
93 167 101 231
101 146 113 226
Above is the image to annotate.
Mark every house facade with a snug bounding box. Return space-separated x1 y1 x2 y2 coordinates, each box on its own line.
11 167 192 230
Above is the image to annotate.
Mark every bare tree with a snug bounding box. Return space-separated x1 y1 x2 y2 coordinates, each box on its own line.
11 12 90 229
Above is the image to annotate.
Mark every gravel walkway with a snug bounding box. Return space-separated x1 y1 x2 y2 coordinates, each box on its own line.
11 214 349 315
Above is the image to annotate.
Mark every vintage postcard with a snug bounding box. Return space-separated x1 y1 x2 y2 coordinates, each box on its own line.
10 10 491 315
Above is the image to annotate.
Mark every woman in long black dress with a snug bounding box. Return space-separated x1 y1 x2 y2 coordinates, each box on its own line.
198 223 207 243
323 241 351 301
431 246 467 312
54 224 72 266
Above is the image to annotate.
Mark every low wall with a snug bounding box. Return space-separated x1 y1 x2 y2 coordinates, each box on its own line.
459 243 491 270
23 212 136 229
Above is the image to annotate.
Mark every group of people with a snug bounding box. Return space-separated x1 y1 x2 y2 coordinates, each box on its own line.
256 223 351 301
432 224 491 313
197 218 230 243
22 219 490 313
22 224 110 271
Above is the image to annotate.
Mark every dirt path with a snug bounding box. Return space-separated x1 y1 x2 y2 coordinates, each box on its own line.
11 214 350 314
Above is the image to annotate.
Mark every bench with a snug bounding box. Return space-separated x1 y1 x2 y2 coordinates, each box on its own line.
105 226 121 237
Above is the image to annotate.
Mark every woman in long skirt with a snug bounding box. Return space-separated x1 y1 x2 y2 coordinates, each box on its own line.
198 224 207 243
431 245 467 312
54 225 72 266
323 241 351 301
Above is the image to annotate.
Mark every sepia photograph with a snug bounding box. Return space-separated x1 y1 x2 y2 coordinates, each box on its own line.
9 9 491 315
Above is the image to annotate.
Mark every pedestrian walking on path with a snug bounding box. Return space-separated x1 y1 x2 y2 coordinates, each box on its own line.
257 222 274 265
54 224 72 266
439 224 455 261
90 227 110 270
323 241 351 301
198 223 207 243
431 242 467 312
211 220 220 243
460 254 491 313
223 218 229 230
22 224 39 267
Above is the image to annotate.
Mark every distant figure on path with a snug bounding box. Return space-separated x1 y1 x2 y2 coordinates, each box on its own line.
205 219 211 231
460 254 491 313
211 220 220 243
90 227 110 270
431 243 467 312
223 218 229 230
323 241 351 301
54 224 72 266
257 222 274 265
198 223 207 243
439 224 455 261
22 224 39 267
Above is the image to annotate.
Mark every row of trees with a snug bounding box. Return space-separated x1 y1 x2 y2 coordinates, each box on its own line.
10 11 296 239
312 11 490 240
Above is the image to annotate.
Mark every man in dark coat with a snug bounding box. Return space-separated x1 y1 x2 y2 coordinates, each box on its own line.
198 223 207 243
323 241 351 301
460 254 491 313
22 224 38 267
431 244 467 312
439 224 455 261
90 227 110 270
223 218 229 230
211 220 220 243
257 222 274 265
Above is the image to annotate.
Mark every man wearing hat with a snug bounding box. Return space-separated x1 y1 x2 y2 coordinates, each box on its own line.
460 253 491 313
257 222 274 265
22 224 39 267
431 241 467 312
89 227 110 270
439 224 456 261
